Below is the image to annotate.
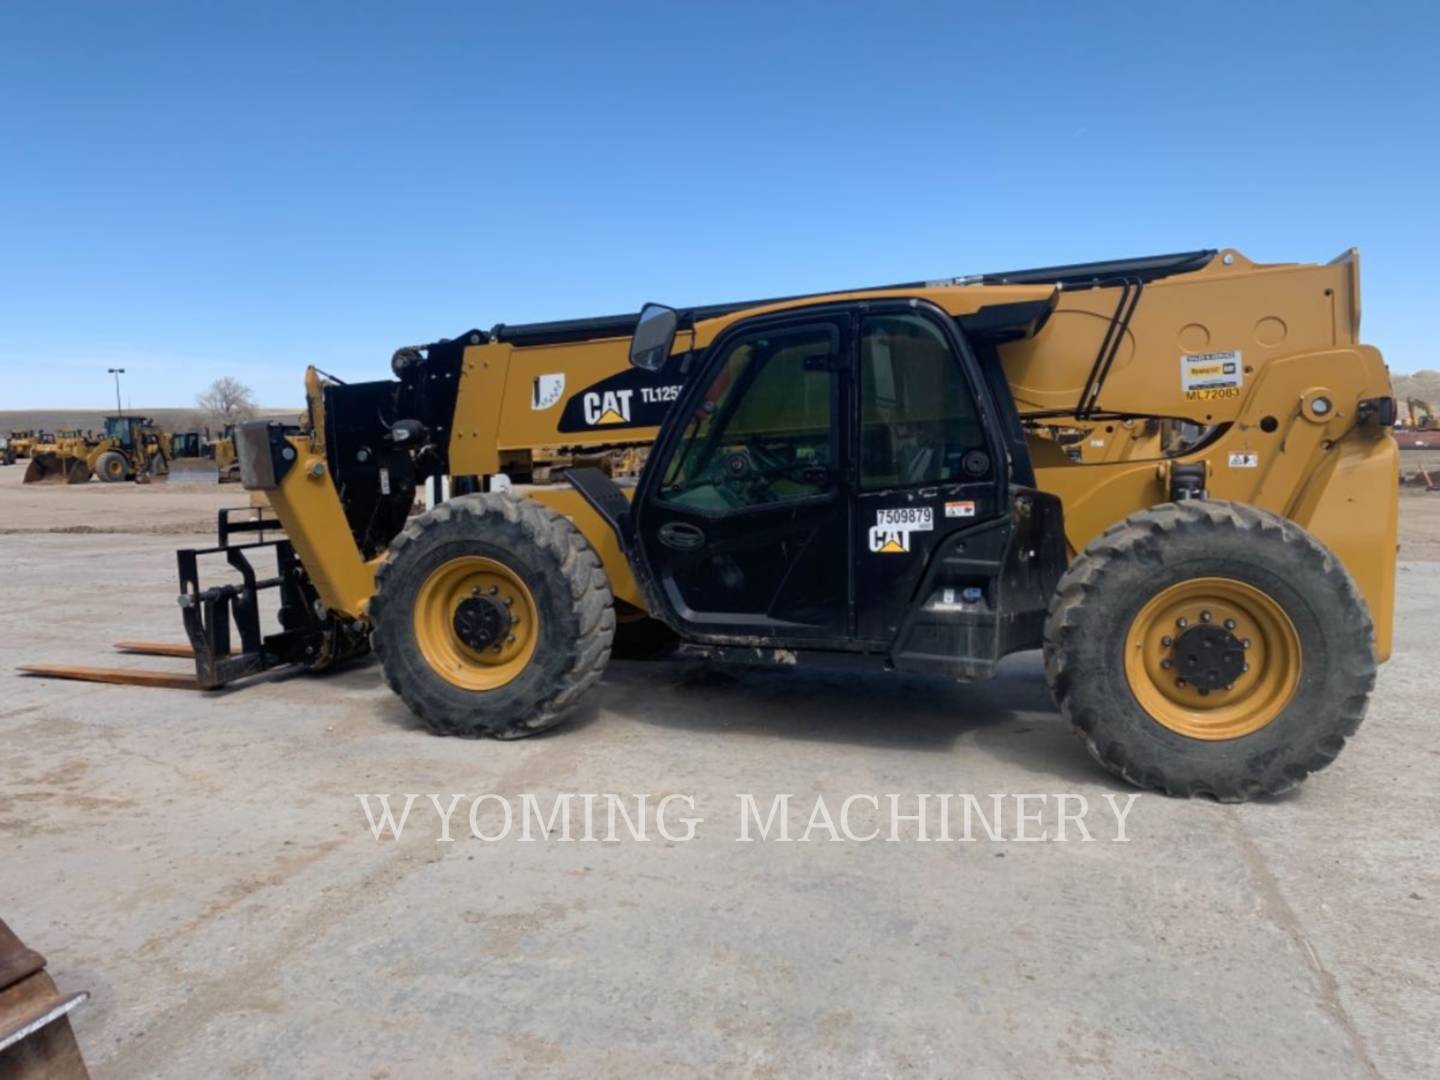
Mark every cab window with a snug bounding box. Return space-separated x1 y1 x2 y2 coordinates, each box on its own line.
859 314 986 490
660 323 836 512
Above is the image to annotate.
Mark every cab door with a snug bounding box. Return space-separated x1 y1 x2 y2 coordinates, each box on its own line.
630 311 852 643
848 301 1064 675
849 305 1009 645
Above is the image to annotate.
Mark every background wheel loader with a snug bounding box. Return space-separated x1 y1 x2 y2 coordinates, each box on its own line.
210 425 242 482
24 248 1399 801
23 415 172 484
5 430 36 460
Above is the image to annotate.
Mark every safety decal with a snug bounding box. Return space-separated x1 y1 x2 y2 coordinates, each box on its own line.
1228 451 1259 469
532 374 565 410
868 507 933 554
1180 350 1243 402
944 500 976 518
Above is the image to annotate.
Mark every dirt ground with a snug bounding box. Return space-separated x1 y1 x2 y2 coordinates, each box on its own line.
0 463 243 534
1 463 1437 1077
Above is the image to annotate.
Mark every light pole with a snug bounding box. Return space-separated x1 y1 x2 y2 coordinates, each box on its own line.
107 368 125 415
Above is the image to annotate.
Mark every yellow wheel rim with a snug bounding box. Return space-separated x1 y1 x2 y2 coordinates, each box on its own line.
1124 577 1301 740
413 556 539 691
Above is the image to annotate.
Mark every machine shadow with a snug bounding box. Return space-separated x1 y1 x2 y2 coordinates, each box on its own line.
596 650 1118 788
361 648 1127 790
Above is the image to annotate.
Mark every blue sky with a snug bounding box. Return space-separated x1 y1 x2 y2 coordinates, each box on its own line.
1 1 1436 408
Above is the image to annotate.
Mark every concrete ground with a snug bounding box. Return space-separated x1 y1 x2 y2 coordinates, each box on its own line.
1 463 1438 1077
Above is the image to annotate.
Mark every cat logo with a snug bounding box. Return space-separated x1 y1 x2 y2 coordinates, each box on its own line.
583 389 634 426
867 507 934 554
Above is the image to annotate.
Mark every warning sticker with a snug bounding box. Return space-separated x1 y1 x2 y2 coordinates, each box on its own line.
944 500 976 518
1228 452 1259 469
532 373 565 410
869 507 933 554
1181 350 1243 402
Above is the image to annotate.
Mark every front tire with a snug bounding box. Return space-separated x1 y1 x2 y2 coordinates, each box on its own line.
96 451 128 482
371 493 615 738
1044 500 1375 801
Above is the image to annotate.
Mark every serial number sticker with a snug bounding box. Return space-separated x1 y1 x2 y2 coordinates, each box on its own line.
944 500 976 518
1229 452 1259 468
1181 350 1243 396
869 506 933 554
875 507 933 528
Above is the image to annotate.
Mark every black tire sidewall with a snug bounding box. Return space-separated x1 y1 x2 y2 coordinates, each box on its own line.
373 498 605 736
1048 504 1374 797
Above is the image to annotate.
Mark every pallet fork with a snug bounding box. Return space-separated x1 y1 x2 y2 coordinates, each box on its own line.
20 508 362 691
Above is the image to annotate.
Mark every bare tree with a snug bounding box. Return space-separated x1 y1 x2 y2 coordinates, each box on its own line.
196 377 257 426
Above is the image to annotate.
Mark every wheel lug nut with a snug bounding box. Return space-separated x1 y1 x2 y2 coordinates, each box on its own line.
1161 658 1172 669
1242 663 1250 673
1200 610 1212 623
471 586 480 596
1176 678 1187 688
1224 619 1236 630
503 596 513 606
1176 617 1188 629
1242 638 1251 649
489 585 499 595
507 634 516 643
1225 683 1234 691
510 614 520 624
1161 635 1173 647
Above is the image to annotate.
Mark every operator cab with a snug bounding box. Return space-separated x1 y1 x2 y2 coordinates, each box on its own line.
569 296 1067 678
103 415 143 448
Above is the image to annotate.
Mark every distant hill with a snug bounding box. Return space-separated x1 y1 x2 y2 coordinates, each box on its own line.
1394 371 1440 414
0 407 295 436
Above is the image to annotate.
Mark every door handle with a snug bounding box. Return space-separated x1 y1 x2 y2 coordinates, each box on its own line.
658 521 706 551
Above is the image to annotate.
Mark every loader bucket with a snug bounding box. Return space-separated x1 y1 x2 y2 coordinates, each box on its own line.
22 453 91 485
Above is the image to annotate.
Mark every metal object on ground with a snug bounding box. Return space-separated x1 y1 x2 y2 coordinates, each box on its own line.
0 919 90 1079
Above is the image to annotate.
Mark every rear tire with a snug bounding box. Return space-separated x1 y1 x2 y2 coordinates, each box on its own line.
371 493 615 738
1043 500 1375 801
96 451 128 482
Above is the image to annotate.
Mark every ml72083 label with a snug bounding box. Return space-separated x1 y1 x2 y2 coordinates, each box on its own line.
1180 350 1243 402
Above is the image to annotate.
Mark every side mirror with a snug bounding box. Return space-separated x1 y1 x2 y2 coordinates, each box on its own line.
630 303 679 371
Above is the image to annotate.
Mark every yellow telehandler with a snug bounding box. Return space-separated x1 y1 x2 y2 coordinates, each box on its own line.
24 247 1399 800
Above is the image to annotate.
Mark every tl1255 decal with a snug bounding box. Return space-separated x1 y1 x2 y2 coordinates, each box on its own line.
558 366 687 433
